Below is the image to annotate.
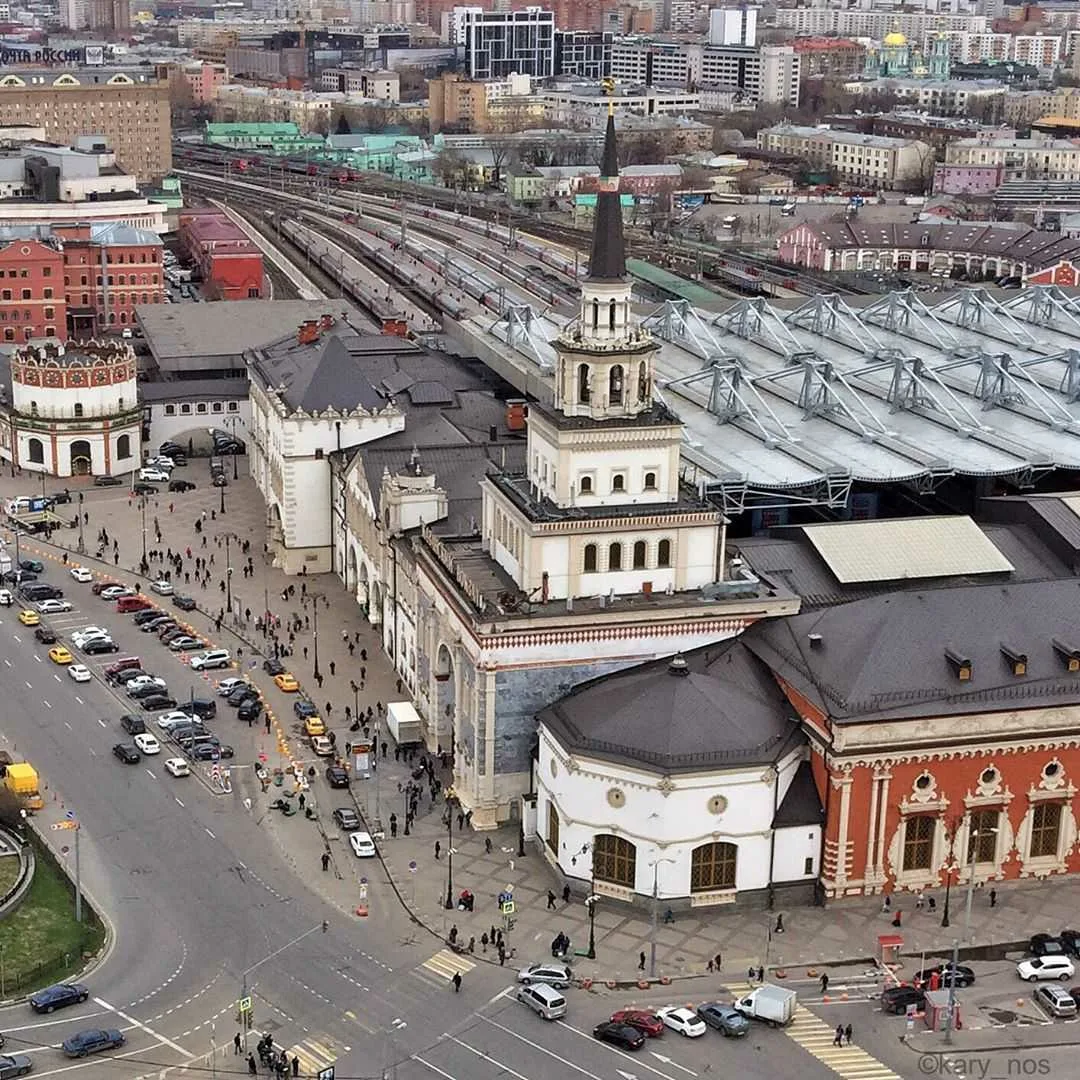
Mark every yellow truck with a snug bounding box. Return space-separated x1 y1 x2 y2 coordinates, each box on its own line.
0 752 43 811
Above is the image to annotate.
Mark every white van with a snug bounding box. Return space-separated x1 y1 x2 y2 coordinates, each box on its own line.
517 983 567 1020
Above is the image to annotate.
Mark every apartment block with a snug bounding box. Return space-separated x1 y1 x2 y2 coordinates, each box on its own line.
945 134 1080 182
462 9 555 80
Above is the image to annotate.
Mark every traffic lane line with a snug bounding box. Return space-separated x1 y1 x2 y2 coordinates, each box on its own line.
92 997 193 1058
0 1011 111 1033
555 1018 681 1080
477 1017 610 1080
18 1042 164 1078
444 1034 533 1080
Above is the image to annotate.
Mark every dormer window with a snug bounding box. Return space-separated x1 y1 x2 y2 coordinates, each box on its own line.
945 647 972 681
1053 638 1080 672
1000 644 1026 677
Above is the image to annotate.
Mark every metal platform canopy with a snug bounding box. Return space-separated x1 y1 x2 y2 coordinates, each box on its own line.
800 516 1015 584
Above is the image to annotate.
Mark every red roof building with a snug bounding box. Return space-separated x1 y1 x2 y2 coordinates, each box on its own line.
178 209 264 302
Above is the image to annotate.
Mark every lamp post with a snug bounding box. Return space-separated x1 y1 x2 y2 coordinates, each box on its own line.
219 477 226 515
443 786 457 910
944 938 960 1045
941 825 959 929
139 495 148 571
648 856 676 978
350 679 360 725
964 825 997 942
220 532 239 617
306 591 325 681
576 842 598 960
76 492 84 554
239 921 328 1051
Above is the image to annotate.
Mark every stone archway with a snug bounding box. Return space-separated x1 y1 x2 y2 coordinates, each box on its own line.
357 556 370 612
70 440 91 476
435 643 457 770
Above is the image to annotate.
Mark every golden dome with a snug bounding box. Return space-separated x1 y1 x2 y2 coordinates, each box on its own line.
883 31 907 47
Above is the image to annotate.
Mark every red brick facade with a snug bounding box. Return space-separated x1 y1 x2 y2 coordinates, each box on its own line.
0 240 66 345
178 209 264 302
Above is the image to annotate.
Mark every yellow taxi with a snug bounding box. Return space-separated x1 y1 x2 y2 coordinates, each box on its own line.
48 645 73 665
18 609 39 626
274 672 299 693
303 714 326 737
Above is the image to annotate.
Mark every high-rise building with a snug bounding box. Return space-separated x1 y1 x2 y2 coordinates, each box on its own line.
708 5 757 47
88 0 130 33
0 69 171 182
554 29 613 78
462 8 555 79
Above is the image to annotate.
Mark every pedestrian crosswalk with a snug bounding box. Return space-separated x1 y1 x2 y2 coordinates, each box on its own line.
284 1035 338 1079
783 1006 902 1080
415 948 476 986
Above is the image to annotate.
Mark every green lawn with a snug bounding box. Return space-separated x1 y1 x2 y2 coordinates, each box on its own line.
0 855 19 897
0 841 105 995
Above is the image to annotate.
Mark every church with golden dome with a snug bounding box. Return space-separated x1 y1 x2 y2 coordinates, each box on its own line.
863 28 950 80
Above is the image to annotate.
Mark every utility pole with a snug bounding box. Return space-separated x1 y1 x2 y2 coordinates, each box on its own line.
306 591 325 681
944 938 960 1044
964 825 997 942
74 818 81 922
648 857 676 978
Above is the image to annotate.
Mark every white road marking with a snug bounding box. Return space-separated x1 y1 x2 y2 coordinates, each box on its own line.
555 1021 677 1080
43 700 52 709
12 634 19 642
174 797 184 807
24 680 31 687
34 654 41 662
54 673 61 682
480 1018 608 1080
146 769 157 780
75 696 83 704
412 1057 461 1080
447 1035 532 1080
204 828 215 839
93 998 193 1058
0 1011 110 1033
3 658 10 666
98 719 107 728
64 721 71 730
89 747 96 756
22 1043 156 1078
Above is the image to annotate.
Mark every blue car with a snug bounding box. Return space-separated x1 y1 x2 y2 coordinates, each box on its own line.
29 982 89 1013
62 1029 124 1058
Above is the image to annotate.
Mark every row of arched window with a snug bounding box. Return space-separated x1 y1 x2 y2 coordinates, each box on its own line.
584 539 671 573
576 362 649 407
25 433 131 464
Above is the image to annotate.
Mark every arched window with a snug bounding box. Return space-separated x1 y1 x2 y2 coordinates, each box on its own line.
591 299 599 329
658 539 671 567
73 403 83 418
609 298 617 332
638 362 649 401
583 544 597 573
593 834 636 889
691 842 737 892
578 363 591 404
608 543 622 570
644 471 657 490
610 364 624 406
26 437 43 464
580 475 592 494
116 434 131 459
612 474 625 493
633 540 647 569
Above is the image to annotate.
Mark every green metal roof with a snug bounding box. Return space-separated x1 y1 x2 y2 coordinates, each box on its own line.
205 122 301 136
626 257 721 307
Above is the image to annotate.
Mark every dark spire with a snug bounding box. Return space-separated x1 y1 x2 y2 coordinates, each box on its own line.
587 110 626 282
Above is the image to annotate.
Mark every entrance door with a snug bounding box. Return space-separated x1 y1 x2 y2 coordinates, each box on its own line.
70 440 92 476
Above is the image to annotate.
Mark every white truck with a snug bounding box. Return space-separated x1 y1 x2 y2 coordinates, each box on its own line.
386 701 423 746
732 985 797 1027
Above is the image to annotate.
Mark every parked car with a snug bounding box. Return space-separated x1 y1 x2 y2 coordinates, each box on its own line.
325 764 349 788
36 598 72 613
93 476 123 487
190 741 234 761
112 743 141 764
190 649 230 671
132 483 158 496
1030 934 1068 958
593 1023 644 1051
168 636 202 652
227 685 258 707
1017 956 1075 982
238 698 262 723
610 1010 664 1037
168 480 196 493
348 831 376 857
82 638 120 655
61 1029 125 1057
332 807 360 830
696 1002 750 1036
141 693 178 711
517 963 571 989
69 567 93 583
216 677 245 696
150 579 174 595
914 963 975 988
881 986 926 1015
1035 984 1077 1018
139 468 170 483
657 1007 706 1038
29 983 89 1013
172 594 197 611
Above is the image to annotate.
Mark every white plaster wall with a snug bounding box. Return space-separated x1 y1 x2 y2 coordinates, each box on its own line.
144 402 251 449
13 375 137 419
773 825 820 883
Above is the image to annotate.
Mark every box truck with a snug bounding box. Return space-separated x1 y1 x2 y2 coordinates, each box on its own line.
732 985 797 1027
386 701 423 746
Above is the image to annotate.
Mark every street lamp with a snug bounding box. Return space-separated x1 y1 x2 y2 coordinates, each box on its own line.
964 824 998 942
306 591 325 681
941 824 959 929
443 786 457 909
139 495 148 571
575 842 599 959
648 856 676 978
219 478 226 515
220 532 239 616
238 921 328 1051
350 679 359 726
76 492 84 554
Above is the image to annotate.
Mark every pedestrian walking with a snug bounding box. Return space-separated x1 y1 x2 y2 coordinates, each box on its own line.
303 646 308 660
547 889 556 910
265 715 272 734
562 884 571 905
435 840 441 859
382 741 387 759
247 1055 257 1076
928 896 937 912
844 1024 853 1045
820 973 829 995
775 914 785 934
714 952 723 971
329 660 335 676
348 641 354 656
916 892 924 911
448 925 458 945
757 965 764 982
234 1033 242 1055
833 1025 844 1047
989 888 997 908
707 959 714 973
882 894 892 913
485 837 492 854
292 1058 299 1077
638 951 646 971
452 972 462 992
321 851 330 872
498 944 506 966
390 813 397 838
299 793 306 811
468 936 475 954
891 910 902 928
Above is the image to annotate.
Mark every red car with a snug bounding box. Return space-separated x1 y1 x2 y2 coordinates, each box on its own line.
610 1010 664 1037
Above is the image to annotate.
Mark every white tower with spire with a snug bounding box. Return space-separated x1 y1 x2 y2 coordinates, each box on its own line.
479 111 721 600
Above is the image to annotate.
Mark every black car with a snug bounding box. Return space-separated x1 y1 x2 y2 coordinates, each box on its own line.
168 480 196 492
191 741 234 761
914 963 976 987
159 441 184 457
326 765 349 788
1030 934 1068 958
5 571 36 584
227 685 258 707
139 616 171 632
189 698 217 720
82 638 120 655
170 724 211 743
113 668 147 685
173 594 197 611
62 1029 124 1057
113 743 140 764
29 982 89 1013
1060 930 1080 957
141 694 177 711
132 483 158 496
34 626 57 644
238 698 262 723
263 658 286 676
22 584 61 599
19 559 44 573
128 682 165 698
593 1023 644 1051
133 609 164 625
881 986 926 1015
0 1051 33 1078
93 476 123 487
120 714 147 735
332 807 360 830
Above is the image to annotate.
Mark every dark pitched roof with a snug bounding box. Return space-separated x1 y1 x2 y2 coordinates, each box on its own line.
772 761 824 829
744 579 1080 725
587 112 627 282
538 642 803 773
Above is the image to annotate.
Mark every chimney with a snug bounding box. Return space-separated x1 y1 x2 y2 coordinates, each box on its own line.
808 633 823 650
297 320 320 345
667 654 690 677
506 400 526 431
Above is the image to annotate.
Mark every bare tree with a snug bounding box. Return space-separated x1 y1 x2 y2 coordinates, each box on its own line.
434 148 467 190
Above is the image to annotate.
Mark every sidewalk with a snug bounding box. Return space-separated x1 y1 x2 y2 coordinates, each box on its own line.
5 468 1079 984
